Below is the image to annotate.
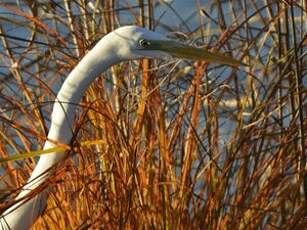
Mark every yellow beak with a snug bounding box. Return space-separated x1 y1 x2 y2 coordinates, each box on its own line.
146 39 243 67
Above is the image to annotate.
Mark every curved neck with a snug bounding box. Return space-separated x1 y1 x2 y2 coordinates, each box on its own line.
1 34 119 230
47 37 118 145
31 34 119 182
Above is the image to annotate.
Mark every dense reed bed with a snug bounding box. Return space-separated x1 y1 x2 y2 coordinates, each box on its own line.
0 0 306 229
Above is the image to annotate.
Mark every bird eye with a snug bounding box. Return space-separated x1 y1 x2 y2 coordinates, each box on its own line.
139 39 151 48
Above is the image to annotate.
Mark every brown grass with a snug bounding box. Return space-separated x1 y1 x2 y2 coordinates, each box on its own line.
0 0 306 229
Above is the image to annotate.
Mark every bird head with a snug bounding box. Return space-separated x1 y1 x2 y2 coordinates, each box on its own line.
107 25 242 67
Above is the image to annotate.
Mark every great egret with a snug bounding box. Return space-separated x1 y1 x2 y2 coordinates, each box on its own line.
0 26 240 229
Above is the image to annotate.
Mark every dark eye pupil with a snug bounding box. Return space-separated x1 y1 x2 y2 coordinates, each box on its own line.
139 39 150 48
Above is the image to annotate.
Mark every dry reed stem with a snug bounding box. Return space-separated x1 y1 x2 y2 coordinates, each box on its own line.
0 0 306 229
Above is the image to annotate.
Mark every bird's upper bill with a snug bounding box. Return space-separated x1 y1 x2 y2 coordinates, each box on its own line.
139 39 242 68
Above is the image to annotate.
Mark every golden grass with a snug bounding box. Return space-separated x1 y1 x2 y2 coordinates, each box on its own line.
0 0 306 229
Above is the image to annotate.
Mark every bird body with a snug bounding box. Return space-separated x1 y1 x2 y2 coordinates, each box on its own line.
0 26 240 230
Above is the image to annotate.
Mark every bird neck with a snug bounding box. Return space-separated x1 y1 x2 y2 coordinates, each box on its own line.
29 36 118 183
1 35 120 230
48 38 118 145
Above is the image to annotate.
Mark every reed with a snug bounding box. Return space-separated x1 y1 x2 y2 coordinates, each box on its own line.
0 0 306 229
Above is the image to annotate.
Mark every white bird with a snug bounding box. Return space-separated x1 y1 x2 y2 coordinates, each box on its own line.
0 25 240 230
